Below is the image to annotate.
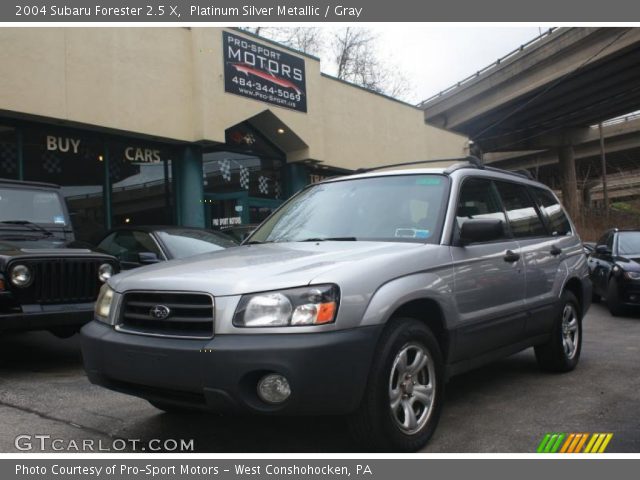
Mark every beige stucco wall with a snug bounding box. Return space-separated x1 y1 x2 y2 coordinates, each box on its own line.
0 27 467 169
0 28 195 140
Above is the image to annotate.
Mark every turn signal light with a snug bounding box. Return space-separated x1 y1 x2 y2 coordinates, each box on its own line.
316 302 337 324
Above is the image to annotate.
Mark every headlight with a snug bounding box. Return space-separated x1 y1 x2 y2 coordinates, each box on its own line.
10 264 32 288
95 284 115 324
233 285 339 328
98 263 114 282
624 271 640 280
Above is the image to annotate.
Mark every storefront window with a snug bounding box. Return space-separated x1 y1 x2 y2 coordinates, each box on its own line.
16 125 174 242
109 141 173 228
0 125 18 180
22 128 104 243
203 122 286 228
203 151 284 200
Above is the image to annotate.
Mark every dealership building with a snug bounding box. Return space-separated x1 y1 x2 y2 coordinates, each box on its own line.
0 27 467 242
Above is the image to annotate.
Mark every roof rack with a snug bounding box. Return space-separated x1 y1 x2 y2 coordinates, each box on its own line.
352 156 536 182
443 162 535 181
354 156 484 174
483 166 534 180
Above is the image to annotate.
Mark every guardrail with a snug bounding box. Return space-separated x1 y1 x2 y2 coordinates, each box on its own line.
417 28 558 108
593 111 640 128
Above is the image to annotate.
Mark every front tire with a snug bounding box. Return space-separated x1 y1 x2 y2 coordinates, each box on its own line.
535 291 582 372
349 318 444 452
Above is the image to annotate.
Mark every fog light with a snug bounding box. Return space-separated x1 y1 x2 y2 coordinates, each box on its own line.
257 374 291 404
10 264 32 287
98 263 114 282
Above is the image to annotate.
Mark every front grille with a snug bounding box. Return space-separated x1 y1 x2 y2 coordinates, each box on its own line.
118 291 214 339
10 258 105 304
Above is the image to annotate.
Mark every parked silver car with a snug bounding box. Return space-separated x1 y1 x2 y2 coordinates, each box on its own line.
81 159 591 452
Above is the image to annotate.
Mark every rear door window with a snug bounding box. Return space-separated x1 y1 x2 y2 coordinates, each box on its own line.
531 187 572 236
494 181 547 238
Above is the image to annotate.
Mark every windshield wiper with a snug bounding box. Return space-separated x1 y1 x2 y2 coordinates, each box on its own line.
299 237 357 242
248 237 357 244
0 221 54 237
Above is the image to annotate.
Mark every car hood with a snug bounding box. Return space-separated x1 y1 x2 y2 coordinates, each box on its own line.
0 239 92 254
616 256 640 271
109 241 426 296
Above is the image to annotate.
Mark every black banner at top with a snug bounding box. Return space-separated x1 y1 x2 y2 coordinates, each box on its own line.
5 0 640 22
222 31 307 113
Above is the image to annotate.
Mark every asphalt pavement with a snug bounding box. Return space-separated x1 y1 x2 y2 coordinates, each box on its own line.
0 303 638 453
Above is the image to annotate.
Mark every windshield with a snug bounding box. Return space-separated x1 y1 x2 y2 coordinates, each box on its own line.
249 174 449 243
156 229 237 259
618 232 640 256
0 187 67 226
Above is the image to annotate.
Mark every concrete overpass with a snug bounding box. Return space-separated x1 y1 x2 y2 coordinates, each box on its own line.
420 27 640 218
484 113 640 172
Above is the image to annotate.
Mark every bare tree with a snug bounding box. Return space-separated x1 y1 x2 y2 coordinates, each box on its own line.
242 27 324 56
278 27 324 57
331 28 410 98
241 27 412 101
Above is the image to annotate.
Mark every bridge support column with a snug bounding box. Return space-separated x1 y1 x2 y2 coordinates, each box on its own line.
558 145 580 221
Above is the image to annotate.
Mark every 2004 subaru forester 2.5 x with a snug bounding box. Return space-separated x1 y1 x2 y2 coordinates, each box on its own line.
81 159 591 452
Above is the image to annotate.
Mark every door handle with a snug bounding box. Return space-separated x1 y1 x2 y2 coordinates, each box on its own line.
550 245 562 256
503 250 520 263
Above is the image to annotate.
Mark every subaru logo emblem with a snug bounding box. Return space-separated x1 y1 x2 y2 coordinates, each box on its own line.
150 305 171 320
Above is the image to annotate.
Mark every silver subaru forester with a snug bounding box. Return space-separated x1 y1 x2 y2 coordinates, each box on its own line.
81 159 591 452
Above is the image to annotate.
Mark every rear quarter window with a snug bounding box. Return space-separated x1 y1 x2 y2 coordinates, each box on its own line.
494 181 547 238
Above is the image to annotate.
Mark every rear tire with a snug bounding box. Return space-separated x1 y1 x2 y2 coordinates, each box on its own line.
606 278 625 316
535 291 582 372
349 318 444 452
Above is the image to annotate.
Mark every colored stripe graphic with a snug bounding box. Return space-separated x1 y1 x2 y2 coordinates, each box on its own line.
538 433 613 453
537 433 566 453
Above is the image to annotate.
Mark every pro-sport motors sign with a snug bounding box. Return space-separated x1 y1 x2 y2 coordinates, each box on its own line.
223 31 307 113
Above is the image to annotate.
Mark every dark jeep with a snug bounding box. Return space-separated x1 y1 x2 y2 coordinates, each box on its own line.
0 179 118 338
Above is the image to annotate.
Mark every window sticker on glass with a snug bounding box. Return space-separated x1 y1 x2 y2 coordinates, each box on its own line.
395 228 430 239
53 215 66 225
416 177 442 186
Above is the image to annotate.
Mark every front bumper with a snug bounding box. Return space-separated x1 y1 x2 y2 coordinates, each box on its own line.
0 301 93 332
81 321 382 415
618 279 640 305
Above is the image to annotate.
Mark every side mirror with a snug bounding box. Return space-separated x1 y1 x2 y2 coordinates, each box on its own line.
138 252 161 264
595 245 611 255
459 218 504 245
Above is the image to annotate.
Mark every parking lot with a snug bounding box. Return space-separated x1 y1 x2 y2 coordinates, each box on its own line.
0 302 638 453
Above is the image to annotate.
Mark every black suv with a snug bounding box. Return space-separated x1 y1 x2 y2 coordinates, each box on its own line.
0 179 118 337
588 228 640 315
